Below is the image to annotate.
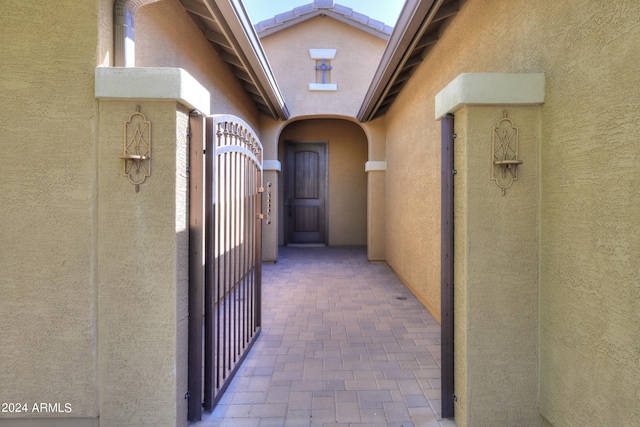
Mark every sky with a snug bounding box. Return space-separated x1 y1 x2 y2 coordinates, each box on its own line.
241 0 406 27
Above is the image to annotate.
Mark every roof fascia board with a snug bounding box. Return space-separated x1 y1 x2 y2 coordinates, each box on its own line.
257 10 391 40
202 0 289 120
357 0 439 122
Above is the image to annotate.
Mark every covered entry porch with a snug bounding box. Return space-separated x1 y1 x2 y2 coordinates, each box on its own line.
190 247 455 427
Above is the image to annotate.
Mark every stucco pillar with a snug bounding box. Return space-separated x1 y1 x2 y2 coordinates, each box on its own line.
436 73 544 427
258 118 281 263
95 67 210 427
366 162 386 261
363 119 387 261
262 164 280 262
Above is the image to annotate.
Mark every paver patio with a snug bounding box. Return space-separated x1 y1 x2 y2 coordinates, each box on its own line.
190 246 456 427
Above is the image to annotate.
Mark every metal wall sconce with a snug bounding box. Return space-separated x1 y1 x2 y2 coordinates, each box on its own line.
120 105 151 191
492 110 522 195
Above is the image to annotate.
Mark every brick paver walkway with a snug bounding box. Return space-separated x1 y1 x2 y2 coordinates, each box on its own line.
191 246 455 427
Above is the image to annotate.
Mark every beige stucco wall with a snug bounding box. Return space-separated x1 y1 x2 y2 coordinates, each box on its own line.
384 75 442 319
536 1 640 424
259 16 387 118
384 0 640 425
278 119 368 247
0 1 100 423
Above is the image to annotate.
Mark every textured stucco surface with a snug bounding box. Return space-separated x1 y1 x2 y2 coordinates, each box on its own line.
384 74 442 319
453 105 540 426
362 118 387 261
260 15 387 118
384 0 640 425
0 0 100 419
534 2 640 426
97 101 188 427
278 119 368 246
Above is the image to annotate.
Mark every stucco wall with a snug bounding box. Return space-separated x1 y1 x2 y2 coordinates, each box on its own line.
536 1 640 424
384 74 442 319
384 0 640 425
260 16 387 118
278 119 368 246
0 1 100 422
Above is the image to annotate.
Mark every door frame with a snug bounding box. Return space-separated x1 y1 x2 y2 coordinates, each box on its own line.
283 140 329 245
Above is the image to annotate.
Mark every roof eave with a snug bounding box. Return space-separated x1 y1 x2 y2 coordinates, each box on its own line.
200 0 289 120
358 0 452 122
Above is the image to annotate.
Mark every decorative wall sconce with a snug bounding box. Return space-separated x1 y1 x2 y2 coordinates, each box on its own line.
492 110 522 195
120 105 151 191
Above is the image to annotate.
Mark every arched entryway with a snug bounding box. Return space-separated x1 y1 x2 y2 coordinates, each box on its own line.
276 118 369 247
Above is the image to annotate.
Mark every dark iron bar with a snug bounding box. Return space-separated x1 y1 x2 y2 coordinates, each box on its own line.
441 113 455 419
187 114 206 421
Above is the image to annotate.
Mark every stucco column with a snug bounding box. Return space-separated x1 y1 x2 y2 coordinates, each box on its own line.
258 118 281 263
262 164 280 262
436 73 544 427
95 67 210 427
363 119 387 261
366 162 386 261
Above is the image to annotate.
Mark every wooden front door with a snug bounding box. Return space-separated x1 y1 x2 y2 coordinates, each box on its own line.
285 142 327 244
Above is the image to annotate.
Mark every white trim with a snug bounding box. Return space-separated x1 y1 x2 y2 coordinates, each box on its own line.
263 160 282 172
309 48 337 59
435 73 545 120
309 83 338 91
95 67 211 115
365 161 387 172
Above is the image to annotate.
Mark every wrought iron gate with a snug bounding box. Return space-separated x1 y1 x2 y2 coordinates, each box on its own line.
188 114 266 420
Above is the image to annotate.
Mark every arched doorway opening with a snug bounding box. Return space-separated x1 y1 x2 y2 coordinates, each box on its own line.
276 118 368 247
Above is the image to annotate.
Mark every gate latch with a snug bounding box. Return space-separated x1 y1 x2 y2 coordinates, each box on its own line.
257 182 272 224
